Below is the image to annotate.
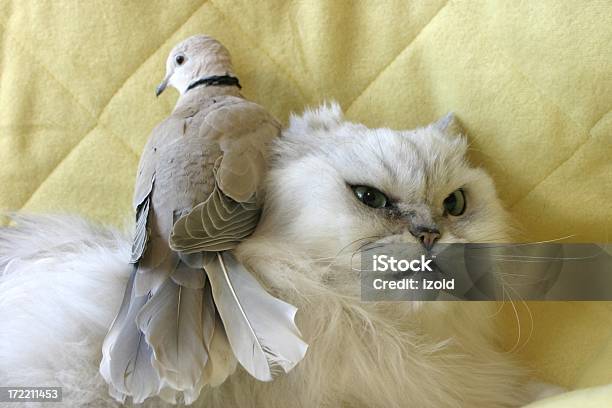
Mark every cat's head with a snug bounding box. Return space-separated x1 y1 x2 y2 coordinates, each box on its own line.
257 103 509 260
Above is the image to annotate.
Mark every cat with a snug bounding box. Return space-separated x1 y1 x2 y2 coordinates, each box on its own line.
0 103 554 407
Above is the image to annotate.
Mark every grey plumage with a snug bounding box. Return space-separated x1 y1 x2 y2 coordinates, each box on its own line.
100 35 307 404
100 270 160 404
202 314 238 387
205 252 308 381
136 276 207 403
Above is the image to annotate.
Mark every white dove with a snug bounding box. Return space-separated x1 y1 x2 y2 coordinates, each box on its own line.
99 34 308 405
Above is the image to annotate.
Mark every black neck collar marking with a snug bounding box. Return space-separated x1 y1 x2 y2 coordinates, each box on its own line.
186 75 242 92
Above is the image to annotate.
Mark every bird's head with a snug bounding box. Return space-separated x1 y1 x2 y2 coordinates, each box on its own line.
156 35 236 97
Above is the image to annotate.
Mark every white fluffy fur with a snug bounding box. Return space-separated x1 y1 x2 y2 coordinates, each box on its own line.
1 104 546 407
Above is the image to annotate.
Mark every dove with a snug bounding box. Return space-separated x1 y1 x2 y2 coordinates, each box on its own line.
99 35 308 405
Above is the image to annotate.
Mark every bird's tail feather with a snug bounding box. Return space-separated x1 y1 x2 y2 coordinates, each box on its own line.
96 249 309 404
135 263 209 404
100 269 160 404
103 258 219 405
205 252 308 382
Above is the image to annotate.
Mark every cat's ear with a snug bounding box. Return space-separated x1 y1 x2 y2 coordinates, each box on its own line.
433 112 463 137
288 101 343 133
431 113 468 156
277 101 345 162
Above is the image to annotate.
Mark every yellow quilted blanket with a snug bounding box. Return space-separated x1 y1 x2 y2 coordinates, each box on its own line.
0 1 610 405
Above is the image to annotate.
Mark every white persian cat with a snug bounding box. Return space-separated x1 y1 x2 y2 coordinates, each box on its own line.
0 104 554 407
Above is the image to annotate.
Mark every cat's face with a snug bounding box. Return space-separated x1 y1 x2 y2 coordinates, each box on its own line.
258 103 509 260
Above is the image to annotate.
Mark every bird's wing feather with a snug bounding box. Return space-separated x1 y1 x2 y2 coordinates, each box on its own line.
202 100 281 203
132 117 184 210
130 193 151 263
130 117 186 270
170 260 206 289
201 313 238 387
204 252 308 381
170 184 260 253
202 280 216 351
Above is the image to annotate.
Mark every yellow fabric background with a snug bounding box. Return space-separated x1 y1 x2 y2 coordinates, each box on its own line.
0 1 610 405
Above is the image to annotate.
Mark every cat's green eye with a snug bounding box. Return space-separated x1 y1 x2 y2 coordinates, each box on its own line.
443 189 466 216
352 185 389 209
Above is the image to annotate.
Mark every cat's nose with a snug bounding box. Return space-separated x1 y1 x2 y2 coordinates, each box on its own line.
410 226 441 250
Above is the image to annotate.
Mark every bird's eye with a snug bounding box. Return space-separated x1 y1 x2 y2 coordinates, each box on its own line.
443 189 466 216
175 55 185 65
352 185 389 209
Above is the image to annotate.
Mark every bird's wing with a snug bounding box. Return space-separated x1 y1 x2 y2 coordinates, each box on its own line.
130 117 184 266
102 113 220 403
133 113 220 295
203 98 281 202
169 98 280 254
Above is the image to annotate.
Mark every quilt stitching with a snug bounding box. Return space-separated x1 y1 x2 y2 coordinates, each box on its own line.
510 107 611 209
510 134 592 209
587 108 612 134
0 23 98 211
99 124 141 158
0 20 99 119
498 47 592 133
345 0 451 114
16 123 142 212
499 55 598 208
16 126 99 210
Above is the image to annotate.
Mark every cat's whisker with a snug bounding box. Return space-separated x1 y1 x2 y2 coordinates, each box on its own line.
483 253 599 259
499 278 552 285
497 272 549 278
502 282 534 354
496 271 535 354
336 235 383 258
502 286 522 354
466 235 578 250
499 284 529 354
487 300 507 319
309 256 342 262
344 239 386 263
482 255 599 263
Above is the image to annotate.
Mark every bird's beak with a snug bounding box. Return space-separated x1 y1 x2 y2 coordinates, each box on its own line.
155 76 169 97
